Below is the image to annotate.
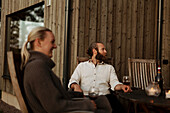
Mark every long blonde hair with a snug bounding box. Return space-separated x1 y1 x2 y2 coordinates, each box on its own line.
21 26 52 69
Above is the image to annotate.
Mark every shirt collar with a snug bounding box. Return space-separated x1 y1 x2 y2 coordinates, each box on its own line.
88 59 105 65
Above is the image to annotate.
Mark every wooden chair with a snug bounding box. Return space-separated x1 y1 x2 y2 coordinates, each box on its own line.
7 51 28 113
127 58 157 113
77 57 113 65
77 57 89 65
128 58 157 90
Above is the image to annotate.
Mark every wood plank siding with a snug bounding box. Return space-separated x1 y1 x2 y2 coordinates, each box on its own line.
0 0 66 93
68 0 163 83
162 0 170 87
0 0 170 96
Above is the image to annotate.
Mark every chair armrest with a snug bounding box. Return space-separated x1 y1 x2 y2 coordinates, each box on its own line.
67 91 84 98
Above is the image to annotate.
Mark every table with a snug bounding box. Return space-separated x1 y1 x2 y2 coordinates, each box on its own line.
115 88 170 113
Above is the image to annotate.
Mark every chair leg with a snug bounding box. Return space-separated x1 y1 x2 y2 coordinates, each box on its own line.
140 104 151 113
134 103 138 113
127 102 138 113
127 102 132 113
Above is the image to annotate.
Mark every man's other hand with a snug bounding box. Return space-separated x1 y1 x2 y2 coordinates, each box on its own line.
114 84 132 92
121 85 132 93
71 83 83 92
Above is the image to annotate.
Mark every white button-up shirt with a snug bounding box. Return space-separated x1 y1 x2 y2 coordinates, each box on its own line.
68 60 122 95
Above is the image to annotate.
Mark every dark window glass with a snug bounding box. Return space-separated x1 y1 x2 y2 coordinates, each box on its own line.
7 3 44 51
3 2 44 79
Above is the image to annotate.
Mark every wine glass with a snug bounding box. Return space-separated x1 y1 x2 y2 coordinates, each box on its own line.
123 76 130 85
88 86 99 100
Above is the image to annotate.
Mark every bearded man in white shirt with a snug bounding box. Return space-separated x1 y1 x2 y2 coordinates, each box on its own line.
68 42 132 113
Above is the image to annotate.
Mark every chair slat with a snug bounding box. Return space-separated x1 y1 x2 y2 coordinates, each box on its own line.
139 63 143 89
144 63 149 88
133 62 137 87
128 58 157 89
141 63 145 90
137 63 141 88
128 58 132 87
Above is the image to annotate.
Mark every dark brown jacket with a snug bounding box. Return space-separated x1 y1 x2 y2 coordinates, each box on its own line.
23 51 95 113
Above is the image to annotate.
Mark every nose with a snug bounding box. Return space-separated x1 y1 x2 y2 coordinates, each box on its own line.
104 49 107 54
53 44 57 49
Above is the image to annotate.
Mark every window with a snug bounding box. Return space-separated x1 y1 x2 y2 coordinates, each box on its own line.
3 2 44 79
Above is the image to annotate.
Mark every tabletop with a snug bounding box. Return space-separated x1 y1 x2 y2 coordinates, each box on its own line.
115 88 170 113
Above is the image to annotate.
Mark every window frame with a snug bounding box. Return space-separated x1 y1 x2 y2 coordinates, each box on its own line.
3 2 45 79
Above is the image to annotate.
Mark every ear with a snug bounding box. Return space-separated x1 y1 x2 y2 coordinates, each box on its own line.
92 48 97 55
34 38 41 47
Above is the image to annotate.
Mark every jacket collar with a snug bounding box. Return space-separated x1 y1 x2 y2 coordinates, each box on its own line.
28 50 55 69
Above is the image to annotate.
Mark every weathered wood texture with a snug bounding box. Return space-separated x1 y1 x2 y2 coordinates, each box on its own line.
1 0 170 96
0 0 66 93
69 0 160 82
68 0 80 76
162 0 170 87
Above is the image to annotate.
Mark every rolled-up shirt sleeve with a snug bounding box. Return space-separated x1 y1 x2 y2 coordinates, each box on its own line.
68 64 81 88
109 66 122 91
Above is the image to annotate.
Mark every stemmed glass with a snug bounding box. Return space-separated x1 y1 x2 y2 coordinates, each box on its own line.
123 76 130 85
88 86 99 100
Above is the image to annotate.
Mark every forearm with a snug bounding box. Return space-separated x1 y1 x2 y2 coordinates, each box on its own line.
70 83 83 92
114 84 124 90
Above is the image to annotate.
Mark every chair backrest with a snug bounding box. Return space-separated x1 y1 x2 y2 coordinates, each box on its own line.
128 58 157 90
77 57 89 65
77 57 113 65
7 51 28 113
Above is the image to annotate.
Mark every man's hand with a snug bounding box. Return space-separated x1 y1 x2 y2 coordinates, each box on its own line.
71 83 83 92
114 84 132 92
90 100 97 109
121 85 132 92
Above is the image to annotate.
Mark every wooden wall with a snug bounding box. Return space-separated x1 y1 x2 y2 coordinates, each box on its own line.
69 0 158 82
68 0 79 80
1 0 170 95
45 0 66 83
0 0 66 93
162 0 170 87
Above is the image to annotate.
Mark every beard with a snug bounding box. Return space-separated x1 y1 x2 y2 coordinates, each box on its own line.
95 51 107 63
